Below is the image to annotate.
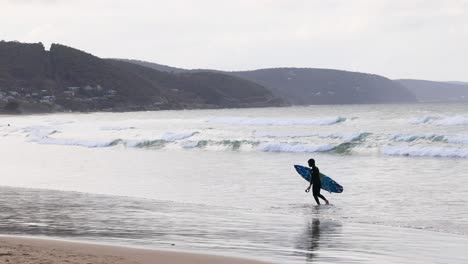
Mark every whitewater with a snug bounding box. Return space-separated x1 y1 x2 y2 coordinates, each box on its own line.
1 103 468 263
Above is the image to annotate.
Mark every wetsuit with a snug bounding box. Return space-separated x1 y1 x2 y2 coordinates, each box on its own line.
310 166 327 204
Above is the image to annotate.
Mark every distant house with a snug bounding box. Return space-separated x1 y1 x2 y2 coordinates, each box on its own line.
41 96 56 102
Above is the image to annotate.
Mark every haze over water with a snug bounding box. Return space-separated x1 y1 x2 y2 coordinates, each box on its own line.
1 103 468 263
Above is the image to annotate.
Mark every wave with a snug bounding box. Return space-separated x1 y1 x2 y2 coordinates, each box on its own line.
391 134 445 142
391 134 468 145
124 139 167 148
36 137 121 148
255 131 370 142
408 116 436 124
341 132 371 143
182 140 259 151
22 126 58 140
382 146 468 158
161 131 199 141
409 115 468 126
445 136 468 145
207 116 346 126
258 142 335 153
434 116 468 126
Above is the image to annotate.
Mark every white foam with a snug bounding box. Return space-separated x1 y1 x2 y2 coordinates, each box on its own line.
254 131 319 138
161 131 199 141
391 134 468 145
445 135 468 145
181 141 199 149
36 137 118 148
47 120 74 126
382 146 468 158
434 116 468 126
409 115 468 126
258 142 335 153
208 116 346 126
408 116 436 124
23 126 58 140
100 126 135 131
255 131 369 142
391 134 436 142
341 132 370 143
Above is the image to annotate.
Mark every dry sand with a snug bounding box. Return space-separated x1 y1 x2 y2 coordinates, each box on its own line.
0 236 271 264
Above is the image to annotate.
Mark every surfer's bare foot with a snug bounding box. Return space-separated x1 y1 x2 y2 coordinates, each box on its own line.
325 200 329 205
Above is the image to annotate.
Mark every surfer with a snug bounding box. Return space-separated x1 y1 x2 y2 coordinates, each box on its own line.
305 159 329 205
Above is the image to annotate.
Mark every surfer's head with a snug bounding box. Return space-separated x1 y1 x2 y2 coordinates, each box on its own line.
308 158 315 167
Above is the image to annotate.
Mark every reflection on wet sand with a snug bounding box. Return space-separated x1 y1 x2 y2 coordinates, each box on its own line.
295 214 342 262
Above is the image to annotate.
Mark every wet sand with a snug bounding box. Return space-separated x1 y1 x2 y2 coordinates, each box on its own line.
0 236 270 264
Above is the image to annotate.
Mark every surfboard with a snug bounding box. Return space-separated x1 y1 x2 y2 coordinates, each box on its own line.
294 165 343 193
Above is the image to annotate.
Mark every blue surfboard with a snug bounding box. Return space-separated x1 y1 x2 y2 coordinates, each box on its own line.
294 165 343 193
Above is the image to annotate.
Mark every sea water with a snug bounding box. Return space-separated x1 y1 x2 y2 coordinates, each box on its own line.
0 103 467 263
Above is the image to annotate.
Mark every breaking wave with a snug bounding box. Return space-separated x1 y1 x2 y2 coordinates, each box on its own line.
258 142 357 154
255 131 370 143
391 134 445 143
124 139 167 148
391 134 468 145
409 115 468 126
445 136 468 145
161 131 199 141
23 126 59 140
408 116 436 124
207 116 346 126
258 143 335 153
182 140 259 151
36 138 121 148
28 130 199 149
382 146 468 158
434 116 468 126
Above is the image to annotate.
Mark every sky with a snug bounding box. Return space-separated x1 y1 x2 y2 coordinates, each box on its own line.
1 0 467 81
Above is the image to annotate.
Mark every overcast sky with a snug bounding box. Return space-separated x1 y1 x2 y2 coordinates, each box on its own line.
1 0 467 81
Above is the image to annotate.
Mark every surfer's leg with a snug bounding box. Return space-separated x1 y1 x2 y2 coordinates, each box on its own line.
313 194 320 205
313 185 329 205
312 185 321 205
316 193 329 204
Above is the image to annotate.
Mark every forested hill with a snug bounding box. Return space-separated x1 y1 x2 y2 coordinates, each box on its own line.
397 79 468 102
124 59 418 105
231 68 417 105
0 41 282 113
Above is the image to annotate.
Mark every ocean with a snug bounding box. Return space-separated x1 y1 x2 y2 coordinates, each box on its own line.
1 103 467 263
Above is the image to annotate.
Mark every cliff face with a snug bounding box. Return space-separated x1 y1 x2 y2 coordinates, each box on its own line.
0 41 282 113
124 60 418 105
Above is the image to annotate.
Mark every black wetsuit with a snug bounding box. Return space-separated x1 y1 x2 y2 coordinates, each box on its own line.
310 166 327 204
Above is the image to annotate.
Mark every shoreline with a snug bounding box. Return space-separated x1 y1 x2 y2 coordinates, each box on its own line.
0 235 271 264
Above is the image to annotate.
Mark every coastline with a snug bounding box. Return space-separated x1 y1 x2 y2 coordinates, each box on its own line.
0 235 271 264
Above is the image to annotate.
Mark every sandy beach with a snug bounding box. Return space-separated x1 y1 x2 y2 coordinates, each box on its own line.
0 236 270 264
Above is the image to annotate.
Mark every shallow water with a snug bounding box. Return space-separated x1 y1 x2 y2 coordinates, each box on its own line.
0 103 467 263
